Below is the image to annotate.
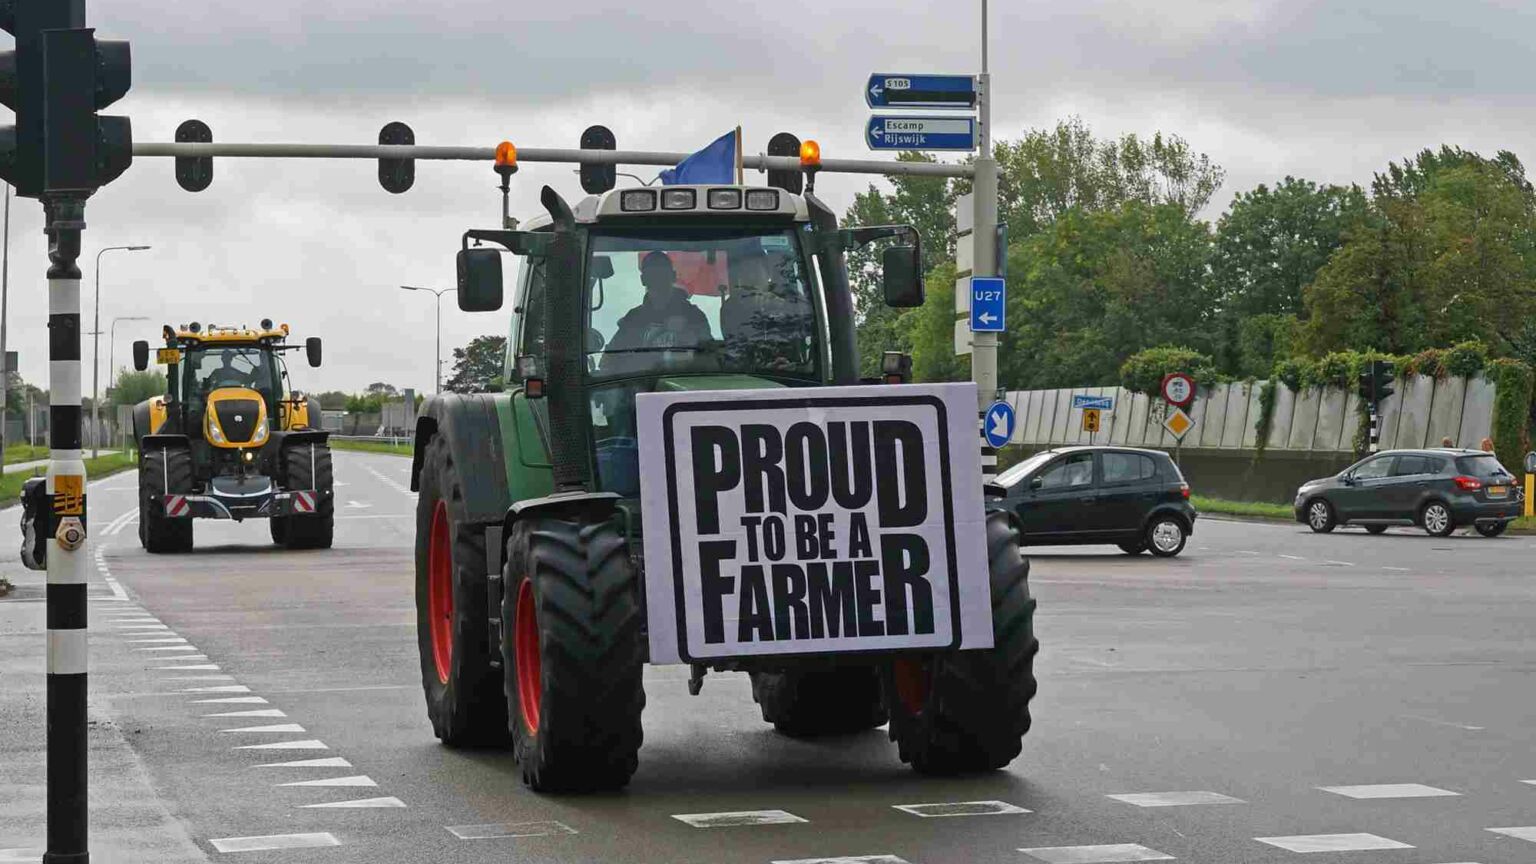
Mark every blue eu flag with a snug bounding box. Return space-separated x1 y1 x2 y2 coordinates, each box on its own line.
659 129 737 185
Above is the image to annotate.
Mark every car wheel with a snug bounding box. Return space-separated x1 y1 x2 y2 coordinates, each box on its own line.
1364 524 1388 535
1305 499 1336 533
1420 501 1454 537
1475 521 1508 538
1146 517 1187 558
1117 542 1146 555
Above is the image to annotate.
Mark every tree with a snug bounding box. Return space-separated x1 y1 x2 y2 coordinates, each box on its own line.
444 335 507 393
313 390 349 410
110 369 165 406
1212 177 1365 319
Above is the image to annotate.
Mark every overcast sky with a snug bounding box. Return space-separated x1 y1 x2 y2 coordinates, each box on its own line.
6 0 1534 395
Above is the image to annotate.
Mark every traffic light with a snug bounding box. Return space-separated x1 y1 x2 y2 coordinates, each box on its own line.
0 0 86 198
1372 359 1396 402
1357 370 1372 401
40 26 131 194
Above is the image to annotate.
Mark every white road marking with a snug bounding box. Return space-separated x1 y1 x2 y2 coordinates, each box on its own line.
157 664 220 671
892 801 1029 817
1489 826 1536 842
1018 844 1173 863
1384 566 1410 572
183 685 251 693
344 500 373 509
772 857 909 864
1323 560 1355 567
112 624 169 630
672 810 807 828
220 723 306 733
104 577 129 600
165 675 236 682
156 655 210 662
127 637 188 644
235 740 328 751
1107 791 1244 807
1236 550 1259 554
280 775 377 788
1255 833 1413 853
1279 554 1306 560
193 696 268 704
302 796 406 809
255 756 352 768
1319 783 1459 799
138 646 199 652
446 822 578 840
208 832 340 853
0 849 45 862
204 709 287 718
1400 714 1484 731
363 464 413 496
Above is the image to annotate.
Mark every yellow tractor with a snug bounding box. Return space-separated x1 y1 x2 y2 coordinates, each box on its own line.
131 320 334 552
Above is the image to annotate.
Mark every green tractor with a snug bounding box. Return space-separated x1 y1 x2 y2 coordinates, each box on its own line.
411 144 1037 792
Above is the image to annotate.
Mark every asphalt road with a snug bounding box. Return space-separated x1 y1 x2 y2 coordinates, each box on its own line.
21 450 1536 863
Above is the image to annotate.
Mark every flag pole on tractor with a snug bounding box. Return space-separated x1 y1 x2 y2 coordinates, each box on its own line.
734 125 743 185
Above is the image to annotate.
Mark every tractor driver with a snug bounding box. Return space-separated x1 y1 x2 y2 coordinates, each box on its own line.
206 350 253 390
599 251 713 376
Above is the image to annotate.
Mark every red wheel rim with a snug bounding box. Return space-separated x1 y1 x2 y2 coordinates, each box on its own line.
514 579 542 734
893 658 930 715
427 501 453 685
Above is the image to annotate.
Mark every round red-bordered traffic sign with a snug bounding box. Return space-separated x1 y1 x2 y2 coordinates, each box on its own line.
1161 372 1196 407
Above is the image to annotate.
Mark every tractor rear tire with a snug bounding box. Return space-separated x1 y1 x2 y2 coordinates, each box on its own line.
750 666 887 737
503 513 645 792
414 435 509 747
883 509 1038 774
140 447 194 554
280 443 334 549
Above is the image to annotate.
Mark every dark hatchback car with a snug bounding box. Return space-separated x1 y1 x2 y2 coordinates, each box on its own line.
1294 448 1523 537
991 446 1197 557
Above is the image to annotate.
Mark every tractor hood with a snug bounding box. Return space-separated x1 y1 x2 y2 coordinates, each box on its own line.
204 387 270 449
652 374 791 393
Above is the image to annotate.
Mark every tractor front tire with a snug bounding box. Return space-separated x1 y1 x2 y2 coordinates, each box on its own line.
414 435 509 747
503 513 645 792
140 447 194 554
280 443 334 549
750 667 887 737
883 509 1038 774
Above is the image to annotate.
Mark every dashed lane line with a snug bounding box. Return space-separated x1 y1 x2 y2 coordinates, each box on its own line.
892 801 1029 817
192 696 267 704
1488 826 1536 843
255 757 351 768
208 832 341 854
301 796 406 809
672 810 807 828
234 740 329 751
772 858 910 864
219 723 307 734
1019 844 1173 863
446 822 578 841
1254 833 1413 853
1318 783 1459 799
1106 791 1244 807
279 775 377 788
204 709 287 719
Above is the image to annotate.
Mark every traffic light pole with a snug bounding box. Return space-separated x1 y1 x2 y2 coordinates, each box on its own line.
971 0 1000 481
43 193 90 864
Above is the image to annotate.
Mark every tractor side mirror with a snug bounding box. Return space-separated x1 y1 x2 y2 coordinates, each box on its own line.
305 337 323 368
456 248 505 312
132 340 149 371
882 245 924 308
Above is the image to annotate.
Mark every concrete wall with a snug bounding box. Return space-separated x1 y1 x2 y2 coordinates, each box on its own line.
1000 374 1503 500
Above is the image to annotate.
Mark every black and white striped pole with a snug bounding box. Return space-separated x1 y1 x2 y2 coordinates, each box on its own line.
44 193 91 864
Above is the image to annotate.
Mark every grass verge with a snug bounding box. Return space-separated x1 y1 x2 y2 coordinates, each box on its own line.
330 438 412 457
1191 495 1293 522
0 452 137 507
4 443 47 464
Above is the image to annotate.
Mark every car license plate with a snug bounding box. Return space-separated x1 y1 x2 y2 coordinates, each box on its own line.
1488 485 1508 498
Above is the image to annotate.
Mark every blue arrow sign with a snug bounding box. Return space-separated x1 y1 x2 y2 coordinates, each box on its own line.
866 116 977 152
1072 394 1115 411
969 276 1005 332
865 73 977 110
984 401 1015 449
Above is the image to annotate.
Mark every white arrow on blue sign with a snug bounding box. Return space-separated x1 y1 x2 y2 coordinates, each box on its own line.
865 73 977 110
867 116 977 152
969 276 1005 332
984 401 1015 449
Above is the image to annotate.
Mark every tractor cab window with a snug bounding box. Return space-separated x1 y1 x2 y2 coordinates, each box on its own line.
185 347 277 399
586 228 819 380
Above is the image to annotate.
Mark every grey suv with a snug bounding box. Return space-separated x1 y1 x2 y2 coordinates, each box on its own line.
1294 449 1523 537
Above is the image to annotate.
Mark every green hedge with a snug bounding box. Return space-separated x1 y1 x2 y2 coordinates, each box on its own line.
1488 358 1533 473
1119 346 1221 395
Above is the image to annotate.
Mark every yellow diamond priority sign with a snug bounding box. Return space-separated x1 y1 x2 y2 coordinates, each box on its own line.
1163 406 1195 440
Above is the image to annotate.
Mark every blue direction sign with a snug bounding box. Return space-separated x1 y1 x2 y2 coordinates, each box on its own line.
969 276 1005 332
1072 394 1115 411
865 73 977 110
984 401 1015 449
867 116 977 152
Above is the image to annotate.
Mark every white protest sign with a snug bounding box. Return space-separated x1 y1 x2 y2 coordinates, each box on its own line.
637 383 992 665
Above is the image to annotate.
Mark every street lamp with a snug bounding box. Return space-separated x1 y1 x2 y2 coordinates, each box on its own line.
399 285 457 393
92 245 151 457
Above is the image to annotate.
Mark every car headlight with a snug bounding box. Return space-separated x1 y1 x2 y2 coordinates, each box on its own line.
208 423 224 443
253 420 268 442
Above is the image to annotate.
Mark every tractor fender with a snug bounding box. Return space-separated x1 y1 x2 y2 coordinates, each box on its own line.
488 491 624 600
271 429 330 448
140 433 192 452
411 394 511 526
